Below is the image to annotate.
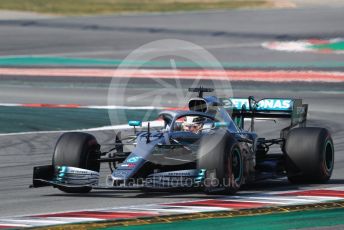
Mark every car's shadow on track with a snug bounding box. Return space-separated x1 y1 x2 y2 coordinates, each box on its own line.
42 189 210 199
242 178 344 191
42 179 344 199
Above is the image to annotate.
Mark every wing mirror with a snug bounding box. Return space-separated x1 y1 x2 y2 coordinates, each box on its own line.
128 120 142 127
128 120 142 134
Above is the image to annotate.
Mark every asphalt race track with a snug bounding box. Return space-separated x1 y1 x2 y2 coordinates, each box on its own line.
0 7 344 66
0 6 344 220
0 85 343 218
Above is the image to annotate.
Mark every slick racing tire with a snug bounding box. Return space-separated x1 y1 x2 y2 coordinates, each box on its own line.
285 127 334 184
197 130 244 195
53 132 100 193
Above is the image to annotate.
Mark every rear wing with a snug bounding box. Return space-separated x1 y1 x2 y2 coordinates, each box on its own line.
219 98 308 132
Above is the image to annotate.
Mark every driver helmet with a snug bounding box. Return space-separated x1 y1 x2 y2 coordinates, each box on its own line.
182 116 205 133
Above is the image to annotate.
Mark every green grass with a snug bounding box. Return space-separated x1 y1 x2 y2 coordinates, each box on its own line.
0 106 159 133
0 0 270 15
311 41 344 51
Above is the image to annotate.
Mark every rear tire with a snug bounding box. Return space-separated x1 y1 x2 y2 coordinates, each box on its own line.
197 130 244 195
285 127 334 184
53 132 100 193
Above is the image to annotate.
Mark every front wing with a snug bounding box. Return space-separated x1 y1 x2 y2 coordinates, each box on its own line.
32 165 206 191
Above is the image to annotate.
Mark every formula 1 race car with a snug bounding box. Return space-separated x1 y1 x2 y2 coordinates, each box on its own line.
32 87 335 194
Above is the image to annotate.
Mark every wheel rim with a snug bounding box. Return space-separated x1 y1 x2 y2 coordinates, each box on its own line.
324 140 334 172
230 148 242 184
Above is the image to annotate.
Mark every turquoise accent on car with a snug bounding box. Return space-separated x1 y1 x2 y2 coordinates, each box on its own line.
128 120 142 127
195 169 206 182
55 166 68 183
214 122 230 128
221 98 293 111
126 156 141 163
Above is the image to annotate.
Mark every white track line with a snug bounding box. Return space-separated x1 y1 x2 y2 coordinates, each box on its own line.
0 120 164 136
0 103 166 110
0 223 30 228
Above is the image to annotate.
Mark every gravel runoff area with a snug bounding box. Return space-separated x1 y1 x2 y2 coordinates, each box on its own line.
0 10 57 20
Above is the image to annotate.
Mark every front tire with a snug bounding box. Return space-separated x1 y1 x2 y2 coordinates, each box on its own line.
53 132 100 193
197 130 244 194
285 127 334 184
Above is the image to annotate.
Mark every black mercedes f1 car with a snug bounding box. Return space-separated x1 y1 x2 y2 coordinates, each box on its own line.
32 87 334 194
